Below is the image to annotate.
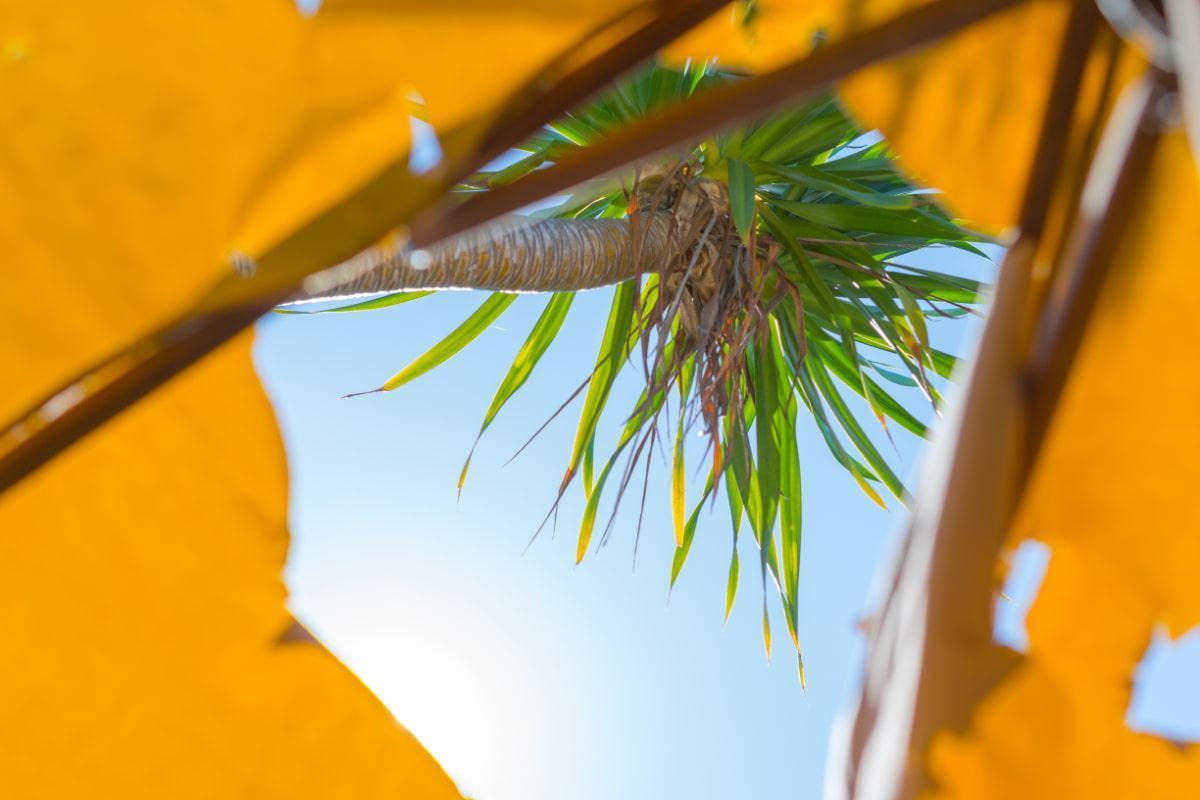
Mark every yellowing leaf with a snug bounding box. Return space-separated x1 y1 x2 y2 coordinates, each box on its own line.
762 602 773 662
852 470 888 510
665 0 859 74
671 414 687 548
725 548 740 622
839 2 1070 233
0 335 462 797
0 2 658 794
925 135 1200 799
0 0 647 423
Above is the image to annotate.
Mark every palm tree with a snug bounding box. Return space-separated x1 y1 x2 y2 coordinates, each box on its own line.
289 63 987 679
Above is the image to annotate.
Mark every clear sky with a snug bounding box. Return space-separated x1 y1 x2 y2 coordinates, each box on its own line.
253 243 1196 799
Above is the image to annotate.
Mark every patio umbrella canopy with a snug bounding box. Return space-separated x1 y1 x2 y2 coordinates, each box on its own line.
0 1 1195 797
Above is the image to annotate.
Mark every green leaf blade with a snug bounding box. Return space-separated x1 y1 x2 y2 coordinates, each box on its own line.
727 157 758 243
380 293 516 392
565 281 638 482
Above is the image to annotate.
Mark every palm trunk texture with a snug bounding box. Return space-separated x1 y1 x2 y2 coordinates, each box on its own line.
301 213 673 301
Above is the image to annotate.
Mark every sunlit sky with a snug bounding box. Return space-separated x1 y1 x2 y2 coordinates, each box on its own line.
254 242 1197 799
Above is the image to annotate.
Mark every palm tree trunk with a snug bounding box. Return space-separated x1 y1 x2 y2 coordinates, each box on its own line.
298 213 672 301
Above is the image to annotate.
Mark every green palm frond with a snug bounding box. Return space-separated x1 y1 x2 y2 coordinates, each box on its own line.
329 62 991 673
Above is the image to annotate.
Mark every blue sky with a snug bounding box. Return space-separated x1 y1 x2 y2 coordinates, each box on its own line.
252 239 971 800
253 242 1196 799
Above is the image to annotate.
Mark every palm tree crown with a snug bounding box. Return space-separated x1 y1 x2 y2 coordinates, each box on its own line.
290 62 989 678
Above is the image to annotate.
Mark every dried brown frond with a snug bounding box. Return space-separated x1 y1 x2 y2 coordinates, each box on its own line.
623 161 790 504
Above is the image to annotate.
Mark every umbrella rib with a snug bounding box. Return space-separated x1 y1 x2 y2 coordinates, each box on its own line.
1023 67 1173 472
